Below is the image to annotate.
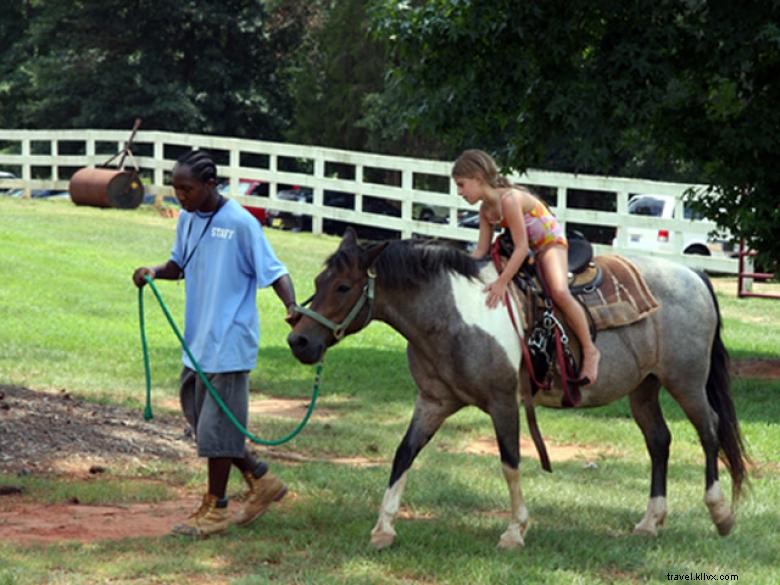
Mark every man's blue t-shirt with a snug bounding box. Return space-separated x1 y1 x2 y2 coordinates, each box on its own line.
171 198 288 373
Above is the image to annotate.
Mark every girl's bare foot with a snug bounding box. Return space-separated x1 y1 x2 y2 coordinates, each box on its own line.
580 347 601 386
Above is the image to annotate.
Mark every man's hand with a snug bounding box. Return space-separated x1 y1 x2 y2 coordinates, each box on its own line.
285 304 301 327
132 267 155 288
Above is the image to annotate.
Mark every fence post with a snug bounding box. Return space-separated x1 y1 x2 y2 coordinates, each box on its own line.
737 240 778 299
269 153 278 198
449 176 459 226
20 138 30 199
52 138 59 183
312 155 324 235
614 190 629 248
737 240 753 295
85 132 96 165
228 148 240 197
153 139 164 187
401 168 413 239
555 186 568 232
355 164 364 223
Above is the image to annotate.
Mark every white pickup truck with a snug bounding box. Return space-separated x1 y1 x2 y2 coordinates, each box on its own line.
615 194 728 257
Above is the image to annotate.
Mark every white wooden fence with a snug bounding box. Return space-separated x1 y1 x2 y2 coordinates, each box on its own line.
0 128 738 273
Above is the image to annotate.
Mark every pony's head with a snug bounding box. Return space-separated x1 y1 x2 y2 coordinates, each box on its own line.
288 228 388 364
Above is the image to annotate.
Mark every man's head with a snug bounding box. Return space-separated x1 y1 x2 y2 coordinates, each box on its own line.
172 150 219 212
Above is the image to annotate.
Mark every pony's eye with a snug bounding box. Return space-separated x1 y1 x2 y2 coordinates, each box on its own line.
337 284 351 293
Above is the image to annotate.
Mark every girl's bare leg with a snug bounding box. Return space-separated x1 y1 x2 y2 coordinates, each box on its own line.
538 246 600 385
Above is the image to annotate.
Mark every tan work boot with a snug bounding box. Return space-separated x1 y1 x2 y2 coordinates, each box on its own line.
235 470 287 526
171 493 230 537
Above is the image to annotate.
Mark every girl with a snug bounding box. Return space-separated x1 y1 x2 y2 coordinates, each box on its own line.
452 149 600 385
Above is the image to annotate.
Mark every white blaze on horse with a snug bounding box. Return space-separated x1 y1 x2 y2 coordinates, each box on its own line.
288 228 748 549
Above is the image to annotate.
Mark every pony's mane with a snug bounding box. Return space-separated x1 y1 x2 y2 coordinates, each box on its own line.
326 238 481 290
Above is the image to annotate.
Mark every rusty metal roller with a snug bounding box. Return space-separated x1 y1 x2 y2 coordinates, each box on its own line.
69 167 144 209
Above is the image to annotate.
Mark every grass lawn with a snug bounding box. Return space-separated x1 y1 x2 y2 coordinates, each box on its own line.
0 197 778 584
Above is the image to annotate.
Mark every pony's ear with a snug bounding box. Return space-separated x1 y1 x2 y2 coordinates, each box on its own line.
360 240 389 271
338 227 359 251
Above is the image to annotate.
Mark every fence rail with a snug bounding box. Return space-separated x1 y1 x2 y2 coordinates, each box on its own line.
0 128 738 273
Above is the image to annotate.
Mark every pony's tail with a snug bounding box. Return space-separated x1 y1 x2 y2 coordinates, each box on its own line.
698 272 750 501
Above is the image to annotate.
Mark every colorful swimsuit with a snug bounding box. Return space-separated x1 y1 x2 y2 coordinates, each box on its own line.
500 195 567 253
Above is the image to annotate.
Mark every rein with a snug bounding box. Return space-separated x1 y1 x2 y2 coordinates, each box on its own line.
138 275 321 446
490 241 552 472
291 269 377 339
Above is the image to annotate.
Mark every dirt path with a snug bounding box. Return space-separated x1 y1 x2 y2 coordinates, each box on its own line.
0 496 197 544
1 359 778 545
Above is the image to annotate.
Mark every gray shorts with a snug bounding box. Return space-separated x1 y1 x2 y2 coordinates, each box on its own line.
179 367 249 458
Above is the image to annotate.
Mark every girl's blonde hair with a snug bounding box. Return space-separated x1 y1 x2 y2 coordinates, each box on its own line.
451 149 512 188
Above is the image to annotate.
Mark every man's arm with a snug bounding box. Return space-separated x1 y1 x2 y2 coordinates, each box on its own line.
132 260 182 288
271 273 299 326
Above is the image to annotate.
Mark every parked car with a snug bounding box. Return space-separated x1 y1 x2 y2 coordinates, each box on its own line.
266 188 313 232
458 210 480 230
218 179 268 198
0 170 17 193
614 194 724 256
266 189 401 241
0 170 67 198
414 203 449 223
4 187 69 199
435 210 481 252
218 179 268 224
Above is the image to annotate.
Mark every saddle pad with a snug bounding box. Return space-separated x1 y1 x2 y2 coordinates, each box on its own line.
577 255 661 331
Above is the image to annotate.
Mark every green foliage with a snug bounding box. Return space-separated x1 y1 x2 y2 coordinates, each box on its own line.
285 0 447 157
0 0 310 139
371 0 780 270
0 1 31 127
286 0 384 150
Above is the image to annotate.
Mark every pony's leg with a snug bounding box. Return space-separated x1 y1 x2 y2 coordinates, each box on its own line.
370 396 460 550
489 399 528 549
665 380 735 536
629 376 670 536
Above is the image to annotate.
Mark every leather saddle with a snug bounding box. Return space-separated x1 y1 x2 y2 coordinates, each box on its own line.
495 230 603 293
566 231 603 294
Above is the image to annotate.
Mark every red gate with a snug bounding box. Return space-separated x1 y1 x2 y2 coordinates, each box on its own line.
737 240 779 299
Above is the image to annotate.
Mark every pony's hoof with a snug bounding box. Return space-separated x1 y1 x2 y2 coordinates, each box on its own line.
497 536 525 550
497 525 525 549
633 510 665 536
632 524 658 537
716 513 735 536
370 529 396 550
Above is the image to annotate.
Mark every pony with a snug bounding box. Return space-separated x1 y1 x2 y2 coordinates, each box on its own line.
287 228 748 549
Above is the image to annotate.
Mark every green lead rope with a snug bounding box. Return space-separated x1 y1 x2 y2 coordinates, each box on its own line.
138 274 321 446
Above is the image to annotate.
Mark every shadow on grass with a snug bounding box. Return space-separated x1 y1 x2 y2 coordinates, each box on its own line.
257 346 779 430
255 345 416 404
11 447 774 584
130 457 780 581
571 377 780 426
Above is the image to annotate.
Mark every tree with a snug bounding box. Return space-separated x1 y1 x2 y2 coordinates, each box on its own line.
1 0 310 139
371 0 780 270
285 0 447 157
286 0 383 150
0 0 33 128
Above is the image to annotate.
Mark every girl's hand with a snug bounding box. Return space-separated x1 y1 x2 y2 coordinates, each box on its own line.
484 279 507 308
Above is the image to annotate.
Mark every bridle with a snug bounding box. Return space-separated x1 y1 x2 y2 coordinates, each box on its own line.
291 268 377 340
